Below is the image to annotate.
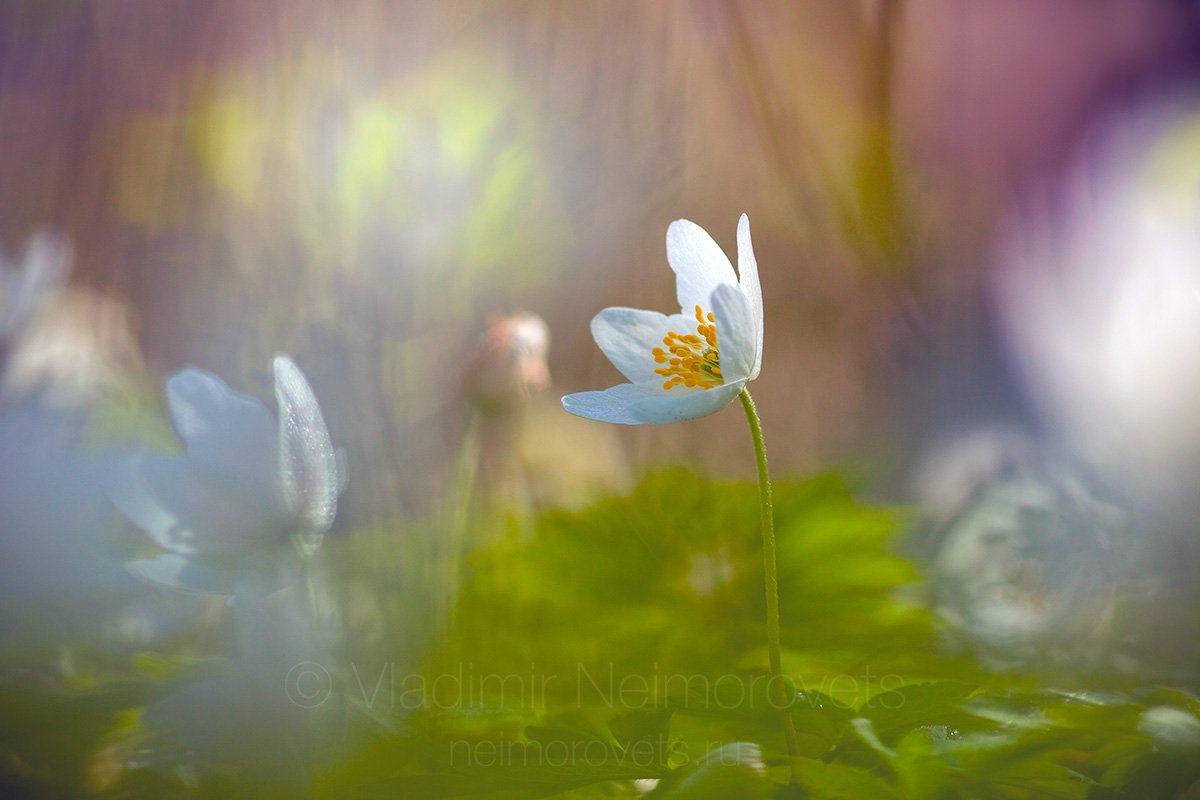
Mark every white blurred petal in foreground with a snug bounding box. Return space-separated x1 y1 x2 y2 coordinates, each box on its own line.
113 356 344 568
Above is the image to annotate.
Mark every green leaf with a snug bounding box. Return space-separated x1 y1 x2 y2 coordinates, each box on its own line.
608 708 673 768
790 757 899 799
663 673 798 721
857 682 982 744
644 743 773 799
359 740 666 798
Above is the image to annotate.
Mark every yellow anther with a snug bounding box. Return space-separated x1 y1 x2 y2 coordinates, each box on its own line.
651 306 723 391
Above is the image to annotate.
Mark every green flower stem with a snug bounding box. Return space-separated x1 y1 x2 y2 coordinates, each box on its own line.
294 538 322 625
738 389 800 763
445 408 482 631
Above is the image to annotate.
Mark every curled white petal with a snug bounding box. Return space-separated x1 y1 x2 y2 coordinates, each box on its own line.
273 356 338 534
667 219 738 314
709 283 755 384
736 213 764 379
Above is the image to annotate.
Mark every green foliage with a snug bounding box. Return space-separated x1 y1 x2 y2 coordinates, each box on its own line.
452 468 941 686
3 467 1200 798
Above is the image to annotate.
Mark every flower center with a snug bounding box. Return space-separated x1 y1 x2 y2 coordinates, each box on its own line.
652 305 723 390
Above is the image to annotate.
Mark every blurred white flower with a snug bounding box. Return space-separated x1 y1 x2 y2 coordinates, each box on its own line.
562 214 762 425
927 449 1123 665
114 356 344 570
1139 706 1200 751
995 103 1200 488
913 426 1037 526
0 228 69 341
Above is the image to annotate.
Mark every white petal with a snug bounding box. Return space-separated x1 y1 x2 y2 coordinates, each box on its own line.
110 455 287 556
564 376 748 424
592 307 689 383
667 219 738 315
736 214 764 379
563 379 744 425
562 382 659 425
710 283 755 384
274 356 340 534
166 368 277 494
628 379 745 423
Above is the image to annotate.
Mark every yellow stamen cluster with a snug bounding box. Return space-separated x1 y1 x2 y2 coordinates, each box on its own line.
652 305 723 391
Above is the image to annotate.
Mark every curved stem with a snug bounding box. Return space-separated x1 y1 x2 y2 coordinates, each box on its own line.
738 389 800 763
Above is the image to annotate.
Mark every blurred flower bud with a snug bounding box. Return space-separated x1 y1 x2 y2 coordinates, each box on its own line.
462 312 550 415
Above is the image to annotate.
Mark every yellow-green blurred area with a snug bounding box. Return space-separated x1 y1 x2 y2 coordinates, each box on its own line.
5 1 1200 798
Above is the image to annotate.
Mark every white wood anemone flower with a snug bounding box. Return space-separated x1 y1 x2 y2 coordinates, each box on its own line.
113 357 345 578
562 214 761 424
